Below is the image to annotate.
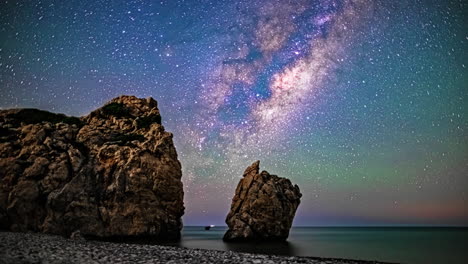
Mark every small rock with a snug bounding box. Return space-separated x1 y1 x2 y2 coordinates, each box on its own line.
70 230 85 240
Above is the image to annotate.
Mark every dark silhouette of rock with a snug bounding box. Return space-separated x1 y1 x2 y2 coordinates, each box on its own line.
223 161 301 241
0 95 184 241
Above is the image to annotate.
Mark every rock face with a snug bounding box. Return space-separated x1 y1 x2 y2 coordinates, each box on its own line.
0 95 184 240
224 161 301 241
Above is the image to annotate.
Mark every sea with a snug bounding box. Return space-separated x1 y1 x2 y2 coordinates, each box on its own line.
159 226 468 264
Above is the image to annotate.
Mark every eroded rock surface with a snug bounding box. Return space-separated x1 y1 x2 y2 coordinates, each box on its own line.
0 95 184 240
224 161 301 241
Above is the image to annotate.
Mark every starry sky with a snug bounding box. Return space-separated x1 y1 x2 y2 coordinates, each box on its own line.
1 0 467 226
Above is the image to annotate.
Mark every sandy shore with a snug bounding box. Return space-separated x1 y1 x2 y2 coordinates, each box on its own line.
0 231 390 264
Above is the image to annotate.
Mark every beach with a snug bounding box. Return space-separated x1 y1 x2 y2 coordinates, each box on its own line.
0 232 387 264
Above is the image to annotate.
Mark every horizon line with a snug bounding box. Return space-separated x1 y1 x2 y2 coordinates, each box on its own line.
183 225 468 228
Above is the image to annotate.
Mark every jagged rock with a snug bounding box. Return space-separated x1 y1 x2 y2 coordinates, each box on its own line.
0 95 184 241
223 161 301 241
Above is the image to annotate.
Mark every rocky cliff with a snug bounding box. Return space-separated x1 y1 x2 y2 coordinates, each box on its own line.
224 161 301 241
0 95 184 240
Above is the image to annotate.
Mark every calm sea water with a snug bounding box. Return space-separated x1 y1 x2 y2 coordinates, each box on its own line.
159 226 468 264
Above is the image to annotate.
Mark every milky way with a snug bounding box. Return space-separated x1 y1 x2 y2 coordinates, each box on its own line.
1 0 467 226
182 0 377 202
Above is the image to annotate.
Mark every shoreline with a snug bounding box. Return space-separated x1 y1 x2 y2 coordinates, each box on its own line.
0 231 391 264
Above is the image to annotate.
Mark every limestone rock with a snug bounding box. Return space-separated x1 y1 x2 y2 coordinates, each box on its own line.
223 161 301 241
0 95 184 241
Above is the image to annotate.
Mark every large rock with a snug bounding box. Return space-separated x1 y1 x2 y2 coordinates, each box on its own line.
0 95 184 241
224 161 301 241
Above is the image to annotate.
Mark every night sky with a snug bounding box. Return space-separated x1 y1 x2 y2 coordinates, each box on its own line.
1 0 467 226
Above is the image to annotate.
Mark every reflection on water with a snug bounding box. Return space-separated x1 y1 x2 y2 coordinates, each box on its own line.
224 240 297 256
159 226 296 256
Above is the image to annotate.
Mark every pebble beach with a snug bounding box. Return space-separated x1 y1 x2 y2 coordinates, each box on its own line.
0 231 390 264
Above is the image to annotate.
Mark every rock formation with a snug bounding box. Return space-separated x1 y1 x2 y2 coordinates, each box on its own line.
0 95 184 240
224 161 301 241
